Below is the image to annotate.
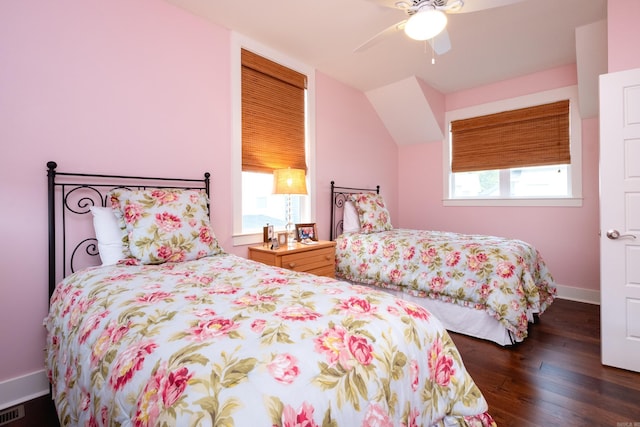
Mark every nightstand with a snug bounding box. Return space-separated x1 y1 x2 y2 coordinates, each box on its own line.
248 240 336 278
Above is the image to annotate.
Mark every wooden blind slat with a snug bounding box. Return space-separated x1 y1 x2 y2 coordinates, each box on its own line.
241 48 307 90
241 49 307 174
451 100 570 173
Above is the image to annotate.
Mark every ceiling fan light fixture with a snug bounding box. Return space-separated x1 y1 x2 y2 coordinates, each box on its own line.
404 8 448 41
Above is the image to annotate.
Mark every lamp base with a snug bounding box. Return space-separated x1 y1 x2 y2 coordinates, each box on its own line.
284 194 297 247
286 223 296 247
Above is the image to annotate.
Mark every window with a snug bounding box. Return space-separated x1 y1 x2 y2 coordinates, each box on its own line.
231 36 316 245
241 49 307 175
443 87 582 207
241 48 306 234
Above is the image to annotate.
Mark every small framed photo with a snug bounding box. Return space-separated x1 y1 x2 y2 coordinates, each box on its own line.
295 223 318 241
263 224 274 246
270 237 279 250
277 232 288 246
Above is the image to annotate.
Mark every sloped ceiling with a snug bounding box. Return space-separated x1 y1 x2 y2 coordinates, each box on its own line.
165 0 608 145
366 76 445 145
370 20 608 145
576 20 608 119
166 0 606 94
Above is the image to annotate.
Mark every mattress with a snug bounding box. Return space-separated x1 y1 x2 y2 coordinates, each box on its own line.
44 253 496 426
335 228 557 343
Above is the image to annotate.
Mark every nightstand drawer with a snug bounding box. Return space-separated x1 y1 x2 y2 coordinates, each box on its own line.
281 247 334 273
248 240 336 278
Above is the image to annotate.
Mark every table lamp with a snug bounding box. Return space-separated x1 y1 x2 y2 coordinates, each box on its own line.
273 168 307 246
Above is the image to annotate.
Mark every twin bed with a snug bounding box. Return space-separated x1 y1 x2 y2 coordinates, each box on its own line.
44 163 496 426
330 182 557 346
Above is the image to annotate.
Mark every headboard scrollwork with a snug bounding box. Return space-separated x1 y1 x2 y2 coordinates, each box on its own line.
329 181 379 240
47 161 211 297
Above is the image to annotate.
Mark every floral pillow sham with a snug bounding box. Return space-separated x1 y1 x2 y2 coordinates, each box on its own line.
109 188 223 265
349 193 393 234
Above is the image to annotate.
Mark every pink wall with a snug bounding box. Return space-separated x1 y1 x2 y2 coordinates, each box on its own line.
446 64 578 111
315 73 399 240
0 0 396 389
608 0 640 72
0 0 231 384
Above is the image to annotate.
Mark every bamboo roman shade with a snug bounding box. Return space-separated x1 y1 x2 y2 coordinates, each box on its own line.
242 48 307 174
450 100 570 173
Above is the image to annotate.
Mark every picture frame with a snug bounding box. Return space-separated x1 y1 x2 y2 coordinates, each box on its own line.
263 224 274 246
277 232 288 246
295 223 317 241
270 237 279 250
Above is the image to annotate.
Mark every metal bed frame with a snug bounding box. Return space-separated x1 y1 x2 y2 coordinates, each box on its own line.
328 180 522 345
329 180 379 241
47 161 210 297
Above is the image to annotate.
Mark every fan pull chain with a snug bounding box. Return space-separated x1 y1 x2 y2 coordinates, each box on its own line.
431 42 436 64
424 40 436 64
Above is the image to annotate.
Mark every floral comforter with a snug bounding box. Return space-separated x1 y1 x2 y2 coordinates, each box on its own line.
44 253 495 427
336 229 557 341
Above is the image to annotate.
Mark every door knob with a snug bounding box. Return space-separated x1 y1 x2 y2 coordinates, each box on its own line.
606 229 637 240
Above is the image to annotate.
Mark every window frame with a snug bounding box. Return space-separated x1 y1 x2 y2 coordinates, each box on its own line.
442 86 583 207
231 33 316 246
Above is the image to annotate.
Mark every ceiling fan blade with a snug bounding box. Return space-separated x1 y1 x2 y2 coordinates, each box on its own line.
354 19 407 53
429 29 451 55
369 0 411 10
449 0 525 14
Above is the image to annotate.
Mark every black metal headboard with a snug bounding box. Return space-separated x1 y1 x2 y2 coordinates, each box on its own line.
329 181 379 241
47 161 211 298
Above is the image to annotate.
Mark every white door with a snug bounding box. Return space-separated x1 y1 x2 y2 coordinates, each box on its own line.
600 67 640 373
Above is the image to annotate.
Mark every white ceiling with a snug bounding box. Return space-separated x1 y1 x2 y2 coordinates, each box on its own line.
165 0 607 94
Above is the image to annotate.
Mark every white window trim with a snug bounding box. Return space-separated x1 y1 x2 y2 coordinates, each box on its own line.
230 32 316 246
442 86 583 207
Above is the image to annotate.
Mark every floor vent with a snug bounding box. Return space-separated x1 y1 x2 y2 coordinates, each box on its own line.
0 405 25 426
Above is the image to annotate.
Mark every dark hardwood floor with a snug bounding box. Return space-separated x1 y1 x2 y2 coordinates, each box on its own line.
7 299 640 426
451 299 640 426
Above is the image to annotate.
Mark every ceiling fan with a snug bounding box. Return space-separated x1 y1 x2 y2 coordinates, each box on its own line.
355 0 525 55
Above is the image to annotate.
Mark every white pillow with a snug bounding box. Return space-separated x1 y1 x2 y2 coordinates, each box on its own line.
90 206 125 266
342 200 361 233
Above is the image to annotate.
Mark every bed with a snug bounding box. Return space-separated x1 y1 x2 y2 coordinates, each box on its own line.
44 162 496 427
330 182 557 346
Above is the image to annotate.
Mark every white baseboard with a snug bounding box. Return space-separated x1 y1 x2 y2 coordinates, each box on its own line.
0 370 49 411
555 283 600 305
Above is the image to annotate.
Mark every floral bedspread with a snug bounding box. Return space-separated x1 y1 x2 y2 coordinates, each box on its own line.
335 229 557 341
44 253 495 427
